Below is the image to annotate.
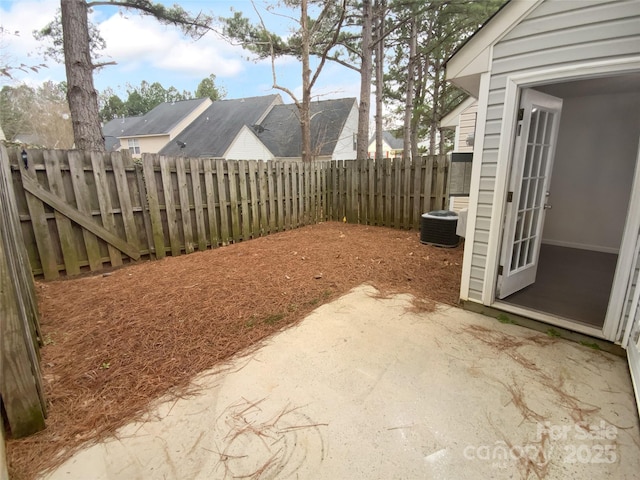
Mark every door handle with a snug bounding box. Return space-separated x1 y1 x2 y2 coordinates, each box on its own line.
544 204 552 210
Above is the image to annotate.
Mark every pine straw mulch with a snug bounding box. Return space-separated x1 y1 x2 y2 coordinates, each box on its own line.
6 222 463 479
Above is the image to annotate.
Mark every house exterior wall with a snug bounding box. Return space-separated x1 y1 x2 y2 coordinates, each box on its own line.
332 103 358 160
138 135 171 156
455 102 478 152
225 126 275 160
119 135 170 157
466 0 640 302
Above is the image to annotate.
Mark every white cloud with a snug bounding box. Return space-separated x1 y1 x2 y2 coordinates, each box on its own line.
0 0 58 56
98 13 246 78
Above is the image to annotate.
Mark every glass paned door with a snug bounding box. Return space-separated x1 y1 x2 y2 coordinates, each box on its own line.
497 89 563 299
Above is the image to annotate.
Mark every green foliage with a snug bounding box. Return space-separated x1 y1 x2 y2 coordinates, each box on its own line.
99 91 127 123
496 313 516 325
98 74 225 121
221 2 347 62
580 340 601 351
547 328 561 338
111 0 213 39
195 74 226 101
384 0 504 153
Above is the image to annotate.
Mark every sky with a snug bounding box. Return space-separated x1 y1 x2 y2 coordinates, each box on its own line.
0 0 362 104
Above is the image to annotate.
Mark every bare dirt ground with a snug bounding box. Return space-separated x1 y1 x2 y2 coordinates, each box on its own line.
6 222 463 479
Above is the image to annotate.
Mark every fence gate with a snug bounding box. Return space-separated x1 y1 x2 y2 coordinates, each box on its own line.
0 145 46 438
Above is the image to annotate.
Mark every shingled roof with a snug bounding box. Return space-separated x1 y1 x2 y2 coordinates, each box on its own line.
254 98 357 158
102 116 142 151
123 98 211 136
368 130 404 150
159 95 282 157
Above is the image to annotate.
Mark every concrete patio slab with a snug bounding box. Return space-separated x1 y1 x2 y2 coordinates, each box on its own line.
44 285 640 479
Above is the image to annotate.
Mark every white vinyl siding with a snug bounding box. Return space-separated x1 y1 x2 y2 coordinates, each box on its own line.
224 126 274 161
456 103 477 152
332 103 359 160
467 0 640 302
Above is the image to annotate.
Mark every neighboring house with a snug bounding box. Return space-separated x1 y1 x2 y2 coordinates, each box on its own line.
159 95 282 158
232 97 358 161
367 131 404 158
105 97 212 157
102 116 143 152
446 0 640 404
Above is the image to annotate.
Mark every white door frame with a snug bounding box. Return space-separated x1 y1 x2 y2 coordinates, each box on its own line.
482 57 640 341
622 139 640 412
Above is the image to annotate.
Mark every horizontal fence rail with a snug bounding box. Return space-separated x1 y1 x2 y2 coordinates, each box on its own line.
5 149 451 279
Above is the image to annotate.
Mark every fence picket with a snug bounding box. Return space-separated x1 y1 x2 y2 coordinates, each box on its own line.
258 162 268 235
69 151 103 271
189 158 207 251
412 157 423 228
248 160 260 236
43 150 80 275
112 153 138 249
175 158 194 254
215 160 230 245
159 156 180 256
435 156 448 211
228 161 241 242
283 162 291 229
266 161 276 233
238 160 251 240
203 159 219 247
275 162 284 230
20 152 59 279
91 151 123 267
141 154 165 258
291 162 299 227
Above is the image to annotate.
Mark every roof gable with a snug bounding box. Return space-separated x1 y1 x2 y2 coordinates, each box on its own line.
255 98 357 158
446 0 543 96
369 131 403 150
159 95 282 157
120 98 211 137
440 96 477 128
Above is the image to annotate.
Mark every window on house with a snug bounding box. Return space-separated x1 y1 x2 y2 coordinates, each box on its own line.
128 138 140 155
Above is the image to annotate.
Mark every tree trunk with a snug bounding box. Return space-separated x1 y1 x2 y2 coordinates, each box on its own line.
356 0 373 160
300 0 312 162
402 15 417 161
411 52 424 161
429 57 442 156
61 0 105 151
374 0 385 161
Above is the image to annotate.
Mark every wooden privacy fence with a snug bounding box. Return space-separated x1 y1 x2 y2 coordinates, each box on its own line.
0 145 46 438
3 148 451 280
